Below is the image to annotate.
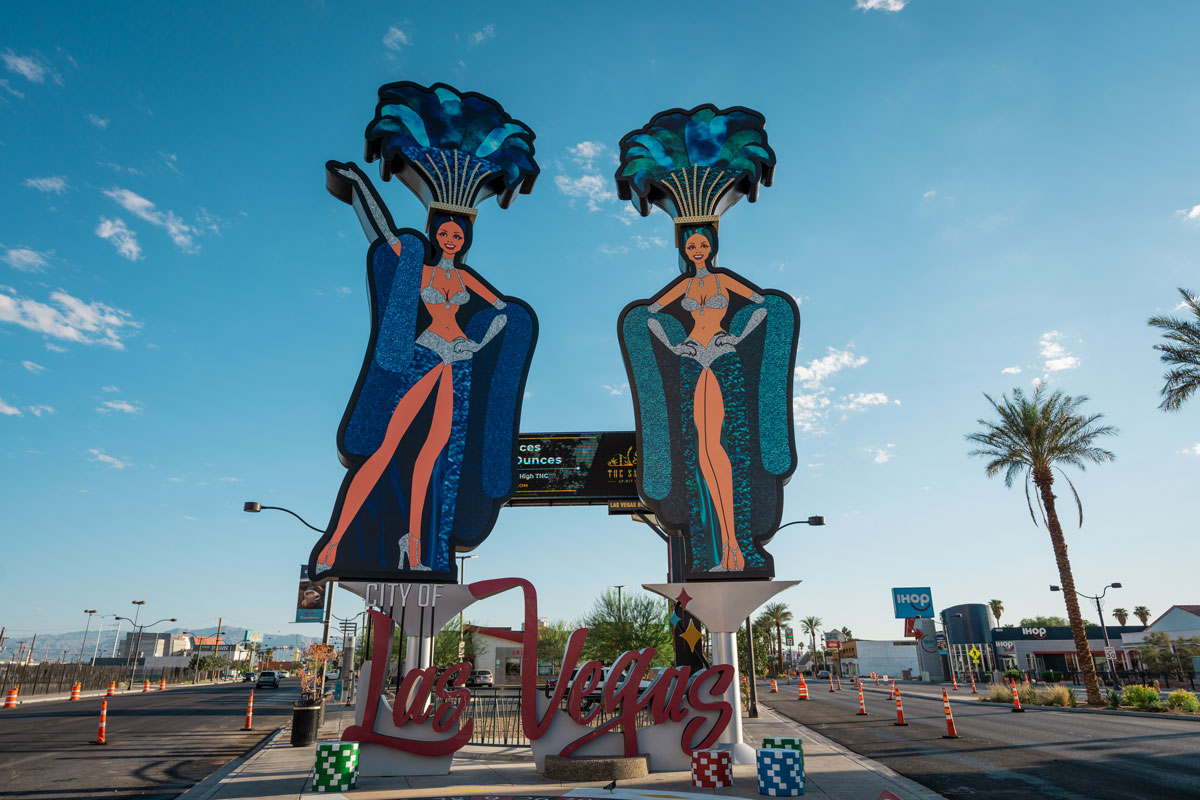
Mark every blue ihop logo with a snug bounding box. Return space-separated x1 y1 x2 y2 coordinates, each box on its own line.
892 587 934 619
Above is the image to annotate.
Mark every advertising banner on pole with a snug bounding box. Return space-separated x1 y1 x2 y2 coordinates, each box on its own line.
296 565 326 622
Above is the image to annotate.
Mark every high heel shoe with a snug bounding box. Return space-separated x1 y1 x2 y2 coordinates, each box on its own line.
398 533 432 571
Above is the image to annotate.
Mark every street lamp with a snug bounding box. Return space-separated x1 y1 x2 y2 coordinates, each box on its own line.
122 601 146 673
1051 582 1121 678
456 555 479 661
242 501 325 532
79 610 98 663
116 615 176 689
609 585 629 619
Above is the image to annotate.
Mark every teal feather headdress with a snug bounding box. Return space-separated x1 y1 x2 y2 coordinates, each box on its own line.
365 82 539 217
615 105 775 224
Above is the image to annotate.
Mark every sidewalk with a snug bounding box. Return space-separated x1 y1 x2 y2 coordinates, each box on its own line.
180 701 943 800
2 677 237 706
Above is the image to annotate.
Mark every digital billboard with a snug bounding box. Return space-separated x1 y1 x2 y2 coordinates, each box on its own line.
508 432 640 505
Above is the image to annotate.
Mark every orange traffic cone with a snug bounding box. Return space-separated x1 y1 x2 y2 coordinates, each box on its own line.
158 677 166 691
836 674 842 691
1011 679 1024 713
1024 674 1031 688
888 680 895 700
69 682 81 701
797 677 810 700
952 672 959 691
106 681 115 698
244 690 254 730
3 687 17 709
970 673 977 694
829 674 835 693
769 679 779 693
93 699 108 745
942 688 959 738
874 673 880 686
894 685 908 726
142 679 150 693
856 680 867 715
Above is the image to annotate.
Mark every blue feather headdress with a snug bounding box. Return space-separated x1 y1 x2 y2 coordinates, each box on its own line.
365 82 539 218
615 105 775 225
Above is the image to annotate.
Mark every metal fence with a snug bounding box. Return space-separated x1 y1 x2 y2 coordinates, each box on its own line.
0 663 209 695
464 686 658 747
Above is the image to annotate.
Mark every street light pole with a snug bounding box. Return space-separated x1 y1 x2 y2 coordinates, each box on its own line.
609 585 628 619
79 610 97 663
1051 582 1121 682
123 601 146 677
456 554 478 661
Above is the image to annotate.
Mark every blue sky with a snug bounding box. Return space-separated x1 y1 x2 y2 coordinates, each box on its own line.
3 1 1200 657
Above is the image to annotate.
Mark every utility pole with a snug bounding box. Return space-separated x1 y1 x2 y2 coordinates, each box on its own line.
79 610 97 663
214 617 224 680
28 633 37 665
0 626 6 655
16 641 26 664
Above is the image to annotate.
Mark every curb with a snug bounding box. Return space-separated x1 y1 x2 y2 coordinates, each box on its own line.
176 725 288 800
975 699 1200 722
5 680 231 707
755 702 946 800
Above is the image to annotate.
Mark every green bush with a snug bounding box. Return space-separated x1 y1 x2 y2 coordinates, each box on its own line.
1166 690 1199 712
1004 669 1021 682
1105 688 1121 709
1122 684 1161 710
1040 670 1064 683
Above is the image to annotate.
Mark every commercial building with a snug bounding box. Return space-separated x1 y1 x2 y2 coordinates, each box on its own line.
833 639 919 679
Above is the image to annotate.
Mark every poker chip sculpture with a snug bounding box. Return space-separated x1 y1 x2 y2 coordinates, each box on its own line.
761 737 803 752
312 741 359 793
757 747 805 796
691 748 733 788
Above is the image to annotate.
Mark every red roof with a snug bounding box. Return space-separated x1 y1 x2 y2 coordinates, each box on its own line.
465 625 524 644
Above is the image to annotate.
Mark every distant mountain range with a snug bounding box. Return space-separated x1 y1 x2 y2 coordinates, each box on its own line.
1 624 325 663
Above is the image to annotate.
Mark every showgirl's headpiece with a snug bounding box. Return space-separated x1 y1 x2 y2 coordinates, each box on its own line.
365 82 539 222
615 105 775 239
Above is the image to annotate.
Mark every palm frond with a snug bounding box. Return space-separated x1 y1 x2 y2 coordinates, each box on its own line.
1148 289 1200 413
1023 472 1040 527
1057 468 1084 528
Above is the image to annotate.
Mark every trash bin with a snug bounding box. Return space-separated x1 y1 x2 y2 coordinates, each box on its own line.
291 701 321 747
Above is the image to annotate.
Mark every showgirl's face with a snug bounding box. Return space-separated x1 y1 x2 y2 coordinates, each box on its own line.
684 232 711 265
436 221 465 257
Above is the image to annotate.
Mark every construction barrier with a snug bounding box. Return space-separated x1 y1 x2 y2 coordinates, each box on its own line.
159 677 166 691
894 685 908 726
828 674 835 693
856 680 867 715
244 690 254 730
1011 680 1024 712
1024 674 1031 688
69 682 81 701
769 679 779 693
94 698 108 745
796 678 809 701
942 688 959 738
835 674 842 692
887 681 895 700
970 673 977 694
3 687 17 709
951 673 959 691
141 679 150 693
106 682 115 698
691 748 732 789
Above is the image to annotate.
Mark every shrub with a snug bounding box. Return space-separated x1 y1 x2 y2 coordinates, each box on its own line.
1004 669 1021 682
1040 670 1064 683
1040 685 1076 707
1105 688 1121 710
1122 684 1161 710
982 683 1012 703
1166 690 1199 712
1017 684 1039 706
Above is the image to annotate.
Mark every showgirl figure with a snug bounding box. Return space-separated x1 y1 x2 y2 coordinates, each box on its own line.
616 105 800 580
309 82 538 583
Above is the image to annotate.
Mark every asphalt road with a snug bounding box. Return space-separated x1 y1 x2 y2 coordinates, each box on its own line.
764 678 1200 800
0 678 299 800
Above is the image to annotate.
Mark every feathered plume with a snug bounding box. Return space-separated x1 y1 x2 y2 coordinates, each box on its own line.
365 82 539 214
615 105 775 222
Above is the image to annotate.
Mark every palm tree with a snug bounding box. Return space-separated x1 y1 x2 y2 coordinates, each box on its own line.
989 599 1004 625
757 602 792 676
1134 606 1151 626
800 616 823 668
967 385 1117 706
1112 608 1129 626
1148 288 1200 411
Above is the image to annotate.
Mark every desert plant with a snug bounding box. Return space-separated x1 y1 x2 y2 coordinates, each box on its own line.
989 599 1004 625
1017 684 1039 706
1134 606 1151 626
967 385 1117 706
1122 684 1161 710
1041 685 1077 707
1166 690 1199 712
1112 608 1129 626
1105 688 1121 709
982 683 1012 703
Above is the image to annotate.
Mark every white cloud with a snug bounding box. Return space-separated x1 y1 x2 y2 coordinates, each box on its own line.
98 400 142 414
158 152 180 174
2 49 60 84
839 392 891 411
27 404 54 417
23 176 68 194
194 208 224 234
793 347 887 432
1039 330 1080 372
0 397 21 416
1001 366 1022 374
794 348 868 388
85 113 109 129
45 342 66 353
0 78 24 99
599 244 629 256
22 360 46 374
101 385 119 392
870 444 896 464
219 476 243 482
88 448 129 469
633 235 667 250
567 141 611 170
556 173 617 211
1177 205 1200 222
335 286 351 295
469 24 495 46
383 26 412 51
3 247 50 272
95 217 142 260
0 286 142 349
602 382 629 396
103 188 195 251
1180 443 1200 456
922 189 936 198
855 0 908 10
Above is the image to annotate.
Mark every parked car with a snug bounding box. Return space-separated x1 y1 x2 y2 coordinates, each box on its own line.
256 670 280 689
467 669 494 687
816 669 831 679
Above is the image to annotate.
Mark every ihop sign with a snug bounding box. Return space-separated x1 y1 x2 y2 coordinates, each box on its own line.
892 587 934 619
